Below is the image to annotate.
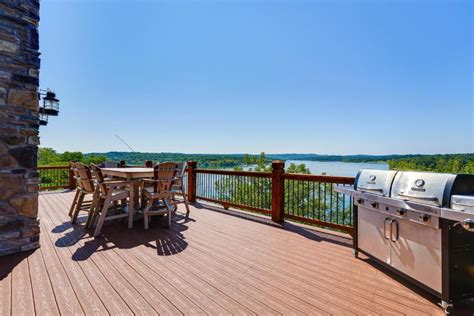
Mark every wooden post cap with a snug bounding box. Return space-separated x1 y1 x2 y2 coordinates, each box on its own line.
272 160 285 170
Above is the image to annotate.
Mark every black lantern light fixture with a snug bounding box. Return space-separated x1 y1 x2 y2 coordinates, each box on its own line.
39 112 48 126
38 89 60 126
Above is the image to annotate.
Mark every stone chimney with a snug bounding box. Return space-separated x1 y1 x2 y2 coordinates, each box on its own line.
0 0 41 255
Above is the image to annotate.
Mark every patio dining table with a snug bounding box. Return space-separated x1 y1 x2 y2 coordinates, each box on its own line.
101 167 154 209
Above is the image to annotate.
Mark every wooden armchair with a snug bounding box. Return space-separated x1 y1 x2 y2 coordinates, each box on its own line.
89 164 135 237
170 162 191 218
140 162 178 229
69 162 98 224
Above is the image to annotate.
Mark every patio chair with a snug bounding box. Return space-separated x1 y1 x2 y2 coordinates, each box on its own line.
102 160 119 168
69 162 98 224
89 164 135 237
170 162 191 219
140 162 178 229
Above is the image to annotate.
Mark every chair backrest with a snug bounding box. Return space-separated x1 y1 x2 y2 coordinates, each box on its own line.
144 160 153 168
176 162 187 178
73 162 95 193
90 163 108 196
103 160 119 168
152 162 178 193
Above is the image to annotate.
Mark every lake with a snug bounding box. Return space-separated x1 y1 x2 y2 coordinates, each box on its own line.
286 160 389 177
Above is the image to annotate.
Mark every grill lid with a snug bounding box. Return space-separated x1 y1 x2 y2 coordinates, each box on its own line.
391 171 456 207
354 169 398 197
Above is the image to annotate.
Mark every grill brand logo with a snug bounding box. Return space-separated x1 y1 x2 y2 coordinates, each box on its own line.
411 179 426 192
367 175 376 184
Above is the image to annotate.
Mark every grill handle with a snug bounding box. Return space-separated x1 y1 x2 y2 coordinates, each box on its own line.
358 187 384 193
397 193 439 203
390 220 399 242
383 218 391 240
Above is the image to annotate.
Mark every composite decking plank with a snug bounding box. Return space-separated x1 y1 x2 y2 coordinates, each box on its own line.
41 194 135 316
51 192 204 316
37 240 84 316
158 235 328 316
27 248 60 315
48 194 182 315
11 252 35 316
99 249 185 315
38 198 110 315
122 242 235 315
173 225 390 315
110 247 207 316
186 207 443 314
0 255 12 316
196 207 412 289
45 196 159 316
199 210 444 314
124 230 278 315
27 191 456 316
189 210 440 312
170 215 433 315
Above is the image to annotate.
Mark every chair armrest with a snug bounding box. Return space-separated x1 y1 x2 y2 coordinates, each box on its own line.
141 178 177 185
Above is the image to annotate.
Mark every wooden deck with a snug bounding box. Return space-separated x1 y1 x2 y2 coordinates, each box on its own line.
1 191 473 315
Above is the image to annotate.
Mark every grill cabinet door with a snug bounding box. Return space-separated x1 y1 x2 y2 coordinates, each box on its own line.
358 207 391 264
390 219 442 293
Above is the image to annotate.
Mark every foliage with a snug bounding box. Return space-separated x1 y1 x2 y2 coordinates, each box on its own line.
388 154 474 173
89 151 263 169
267 153 474 167
38 148 107 166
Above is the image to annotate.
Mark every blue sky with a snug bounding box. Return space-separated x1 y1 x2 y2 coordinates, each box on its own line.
39 0 473 155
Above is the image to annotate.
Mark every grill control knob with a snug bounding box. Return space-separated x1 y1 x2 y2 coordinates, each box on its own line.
420 214 430 222
371 202 378 208
396 209 406 216
357 199 363 204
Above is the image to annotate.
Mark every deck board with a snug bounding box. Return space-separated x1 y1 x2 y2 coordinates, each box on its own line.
1 191 470 315
11 252 35 315
0 255 12 316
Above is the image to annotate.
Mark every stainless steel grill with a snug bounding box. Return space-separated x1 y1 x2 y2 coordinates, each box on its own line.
336 170 474 313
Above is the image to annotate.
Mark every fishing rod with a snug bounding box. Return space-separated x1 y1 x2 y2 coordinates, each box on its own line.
114 133 136 152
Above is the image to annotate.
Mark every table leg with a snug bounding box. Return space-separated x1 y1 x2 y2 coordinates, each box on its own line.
128 175 140 210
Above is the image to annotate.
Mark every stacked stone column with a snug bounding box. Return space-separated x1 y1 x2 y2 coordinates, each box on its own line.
0 0 41 255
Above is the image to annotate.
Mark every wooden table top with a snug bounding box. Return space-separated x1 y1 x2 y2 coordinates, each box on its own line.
101 167 154 179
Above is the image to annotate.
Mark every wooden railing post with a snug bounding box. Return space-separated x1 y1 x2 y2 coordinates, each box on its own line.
187 161 197 203
271 160 285 223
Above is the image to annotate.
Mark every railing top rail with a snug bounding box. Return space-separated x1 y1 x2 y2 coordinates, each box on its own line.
194 168 272 178
37 165 70 169
282 173 355 184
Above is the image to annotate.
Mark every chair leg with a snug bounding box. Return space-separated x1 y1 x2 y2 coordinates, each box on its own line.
94 196 111 237
89 197 103 229
164 198 173 228
71 192 85 224
143 199 153 230
128 189 134 229
181 185 191 218
68 189 80 217
86 191 99 228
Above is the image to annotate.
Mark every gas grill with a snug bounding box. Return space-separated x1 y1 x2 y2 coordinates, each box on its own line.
336 170 474 313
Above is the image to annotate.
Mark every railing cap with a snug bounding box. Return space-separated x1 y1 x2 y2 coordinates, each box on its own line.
272 160 285 170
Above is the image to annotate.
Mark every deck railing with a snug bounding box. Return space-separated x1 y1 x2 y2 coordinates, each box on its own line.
38 165 74 191
38 161 355 234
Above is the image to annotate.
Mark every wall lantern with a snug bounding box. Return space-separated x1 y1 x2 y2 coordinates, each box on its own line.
38 89 60 126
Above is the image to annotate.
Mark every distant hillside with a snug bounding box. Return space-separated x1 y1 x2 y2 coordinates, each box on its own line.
85 151 248 168
267 153 426 163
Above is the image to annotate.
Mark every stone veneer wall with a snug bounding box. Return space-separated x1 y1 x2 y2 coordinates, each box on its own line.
0 0 40 255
